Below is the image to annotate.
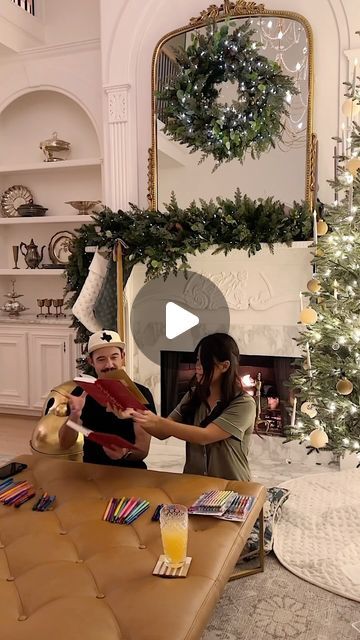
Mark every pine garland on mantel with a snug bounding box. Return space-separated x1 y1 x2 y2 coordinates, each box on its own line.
65 190 311 348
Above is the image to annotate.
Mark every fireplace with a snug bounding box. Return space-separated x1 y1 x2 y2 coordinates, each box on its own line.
161 351 300 437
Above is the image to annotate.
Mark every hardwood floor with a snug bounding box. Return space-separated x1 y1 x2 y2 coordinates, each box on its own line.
0 414 37 458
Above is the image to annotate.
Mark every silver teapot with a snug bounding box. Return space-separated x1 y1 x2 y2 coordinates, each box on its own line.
20 238 45 269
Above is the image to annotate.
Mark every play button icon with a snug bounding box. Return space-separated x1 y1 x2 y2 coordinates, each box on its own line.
129 269 230 365
166 302 199 339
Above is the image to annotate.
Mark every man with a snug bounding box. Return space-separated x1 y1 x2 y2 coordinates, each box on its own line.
258 386 283 436
59 330 155 468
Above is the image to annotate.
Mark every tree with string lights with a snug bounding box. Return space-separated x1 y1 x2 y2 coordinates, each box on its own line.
289 71 360 462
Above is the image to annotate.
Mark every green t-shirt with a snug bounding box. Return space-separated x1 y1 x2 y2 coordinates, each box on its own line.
169 392 256 481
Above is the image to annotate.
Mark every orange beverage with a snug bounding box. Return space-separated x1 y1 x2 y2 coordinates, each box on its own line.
160 504 188 568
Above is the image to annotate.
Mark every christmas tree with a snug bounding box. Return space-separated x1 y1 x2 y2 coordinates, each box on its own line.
289 70 360 461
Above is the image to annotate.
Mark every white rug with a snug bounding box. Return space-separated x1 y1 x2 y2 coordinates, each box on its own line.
273 469 360 602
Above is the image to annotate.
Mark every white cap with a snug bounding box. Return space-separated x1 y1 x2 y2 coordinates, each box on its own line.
87 330 125 355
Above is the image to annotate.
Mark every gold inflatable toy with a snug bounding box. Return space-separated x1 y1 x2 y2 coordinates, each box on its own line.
30 380 84 461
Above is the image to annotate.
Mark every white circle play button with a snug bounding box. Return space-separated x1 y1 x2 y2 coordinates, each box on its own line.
165 302 199 339
130 270 230 365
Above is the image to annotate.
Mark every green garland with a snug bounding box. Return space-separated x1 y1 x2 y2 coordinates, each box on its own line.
65 190 311 350
158 21 297 168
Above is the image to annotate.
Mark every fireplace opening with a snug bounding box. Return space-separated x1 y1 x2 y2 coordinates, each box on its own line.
160 351 300 436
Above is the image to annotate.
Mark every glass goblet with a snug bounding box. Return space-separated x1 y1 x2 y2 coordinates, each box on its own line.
36 299 45 317
44 298 53 317
12 245 20 269
53 298 66 318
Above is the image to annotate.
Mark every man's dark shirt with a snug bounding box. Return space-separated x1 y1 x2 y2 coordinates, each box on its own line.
73 383 156 468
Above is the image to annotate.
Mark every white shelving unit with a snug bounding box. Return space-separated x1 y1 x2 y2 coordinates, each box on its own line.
0 90 102 413
0 269 65 276
0 158 102 174
0 215 93 225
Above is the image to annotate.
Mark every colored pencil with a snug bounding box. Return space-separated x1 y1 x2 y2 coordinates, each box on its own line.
102 498 113 521
14 492 36 508
125 501 150 525
124 500 149 524
118 497 137 523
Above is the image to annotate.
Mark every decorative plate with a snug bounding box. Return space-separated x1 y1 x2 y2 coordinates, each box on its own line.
48 231 76 265
1 185 33 218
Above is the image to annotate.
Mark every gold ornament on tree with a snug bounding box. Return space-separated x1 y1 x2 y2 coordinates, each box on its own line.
300 307 318 325
309 429 329 448
300 402 317 418
299 291 318 325
341 98 360 118
347 157 360 176
316 220 328 236
307 278 321 293
336 377 353 395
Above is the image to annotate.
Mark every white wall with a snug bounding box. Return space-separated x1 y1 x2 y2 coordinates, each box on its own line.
101 0 357 209
42 0 100 45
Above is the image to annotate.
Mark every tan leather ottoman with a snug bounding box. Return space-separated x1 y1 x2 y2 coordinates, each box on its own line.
0 456 266 640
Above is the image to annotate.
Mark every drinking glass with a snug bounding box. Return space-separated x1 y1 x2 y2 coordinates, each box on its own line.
160 504 188 568
44 298 53 317
53 298 65 317
36 299 45 317
12 245 19 269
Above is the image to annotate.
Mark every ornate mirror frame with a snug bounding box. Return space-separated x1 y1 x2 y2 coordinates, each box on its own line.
148 0 316 210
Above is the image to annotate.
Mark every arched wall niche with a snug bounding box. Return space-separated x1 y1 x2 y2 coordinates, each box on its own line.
0 87 101 164
103 0 352 209
0 42 102 159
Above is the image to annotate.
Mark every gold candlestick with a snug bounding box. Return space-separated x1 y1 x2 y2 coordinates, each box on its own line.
255 372 262 425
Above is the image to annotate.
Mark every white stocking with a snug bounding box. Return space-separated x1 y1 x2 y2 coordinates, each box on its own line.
72 250 109 332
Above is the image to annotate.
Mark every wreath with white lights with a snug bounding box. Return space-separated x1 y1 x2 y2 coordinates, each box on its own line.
158 21 298 167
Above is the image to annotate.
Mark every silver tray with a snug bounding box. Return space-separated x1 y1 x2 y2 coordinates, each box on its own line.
1 185 33 218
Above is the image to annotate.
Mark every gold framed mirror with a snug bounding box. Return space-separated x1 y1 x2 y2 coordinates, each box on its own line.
148 0 315 211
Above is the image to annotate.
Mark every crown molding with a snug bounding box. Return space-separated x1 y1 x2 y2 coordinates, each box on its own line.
0 38 101 64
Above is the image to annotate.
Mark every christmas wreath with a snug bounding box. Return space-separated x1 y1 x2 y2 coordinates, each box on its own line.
159 20 298 167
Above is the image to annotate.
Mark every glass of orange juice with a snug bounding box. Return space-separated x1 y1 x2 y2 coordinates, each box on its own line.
160 504 188 568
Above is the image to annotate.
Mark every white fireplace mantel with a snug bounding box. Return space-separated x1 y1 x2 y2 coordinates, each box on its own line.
125 242 313 410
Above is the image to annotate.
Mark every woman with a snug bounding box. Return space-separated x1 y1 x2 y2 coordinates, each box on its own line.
132 333 256 481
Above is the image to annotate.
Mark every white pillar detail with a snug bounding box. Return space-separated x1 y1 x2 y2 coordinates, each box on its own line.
104 84 131 211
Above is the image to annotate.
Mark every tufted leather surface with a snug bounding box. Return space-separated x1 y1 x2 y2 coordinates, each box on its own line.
0 456 266 640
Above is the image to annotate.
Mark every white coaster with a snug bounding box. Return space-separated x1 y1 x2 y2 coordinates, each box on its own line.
153 555 192 578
